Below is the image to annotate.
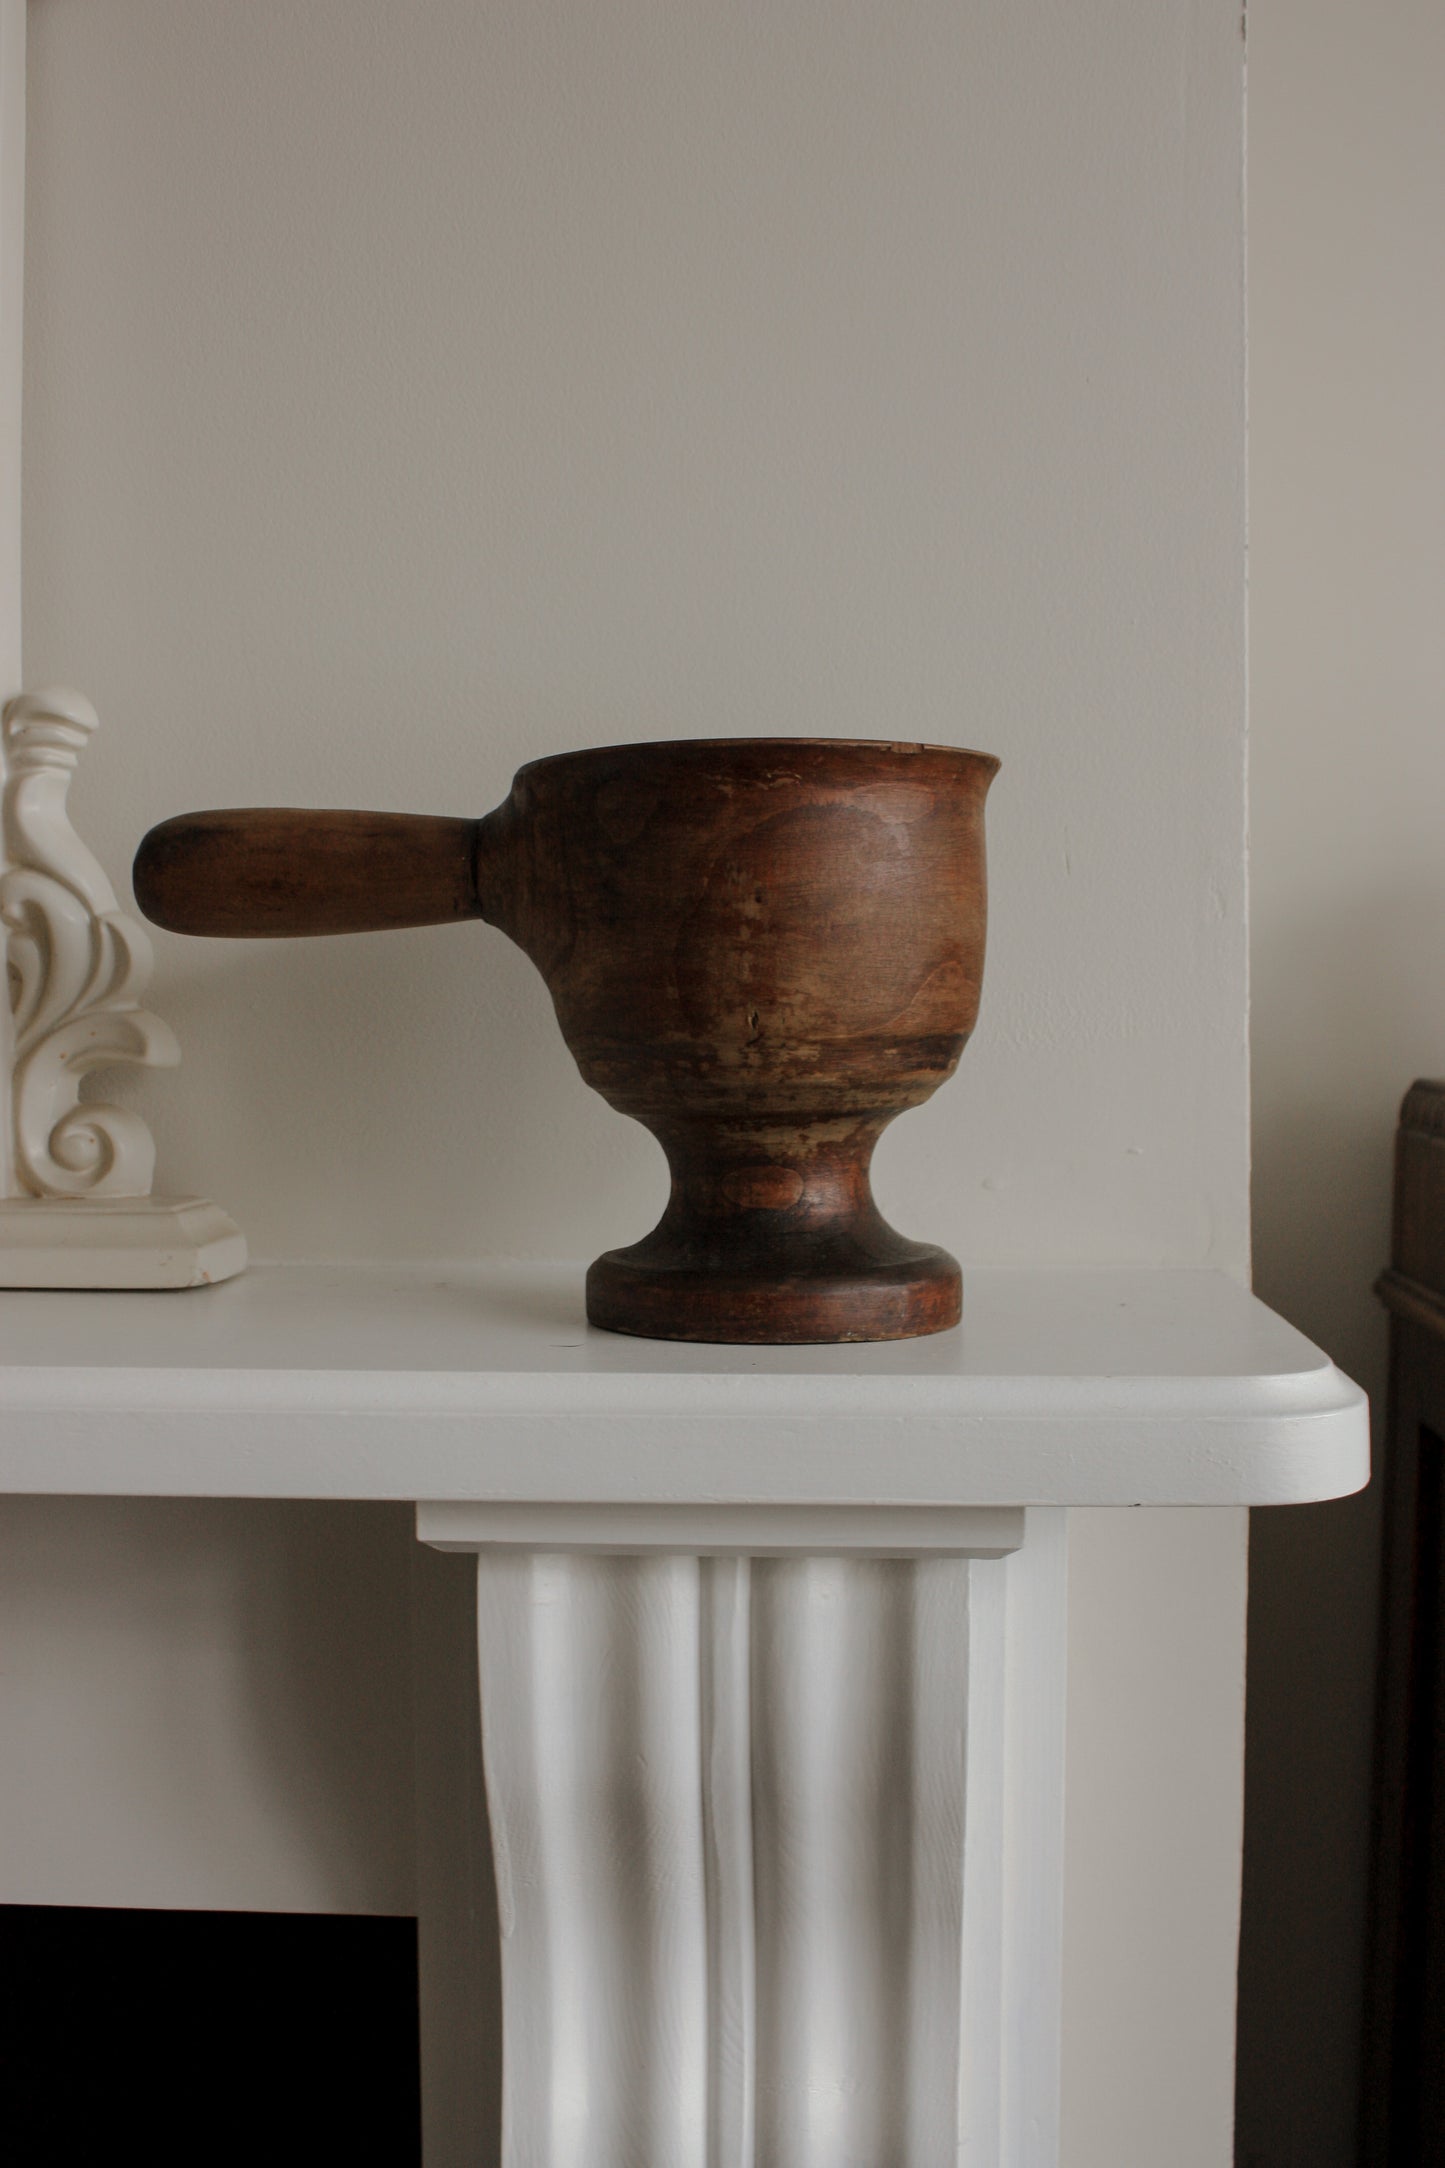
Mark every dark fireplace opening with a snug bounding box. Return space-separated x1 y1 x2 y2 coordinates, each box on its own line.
0 1905 421 2166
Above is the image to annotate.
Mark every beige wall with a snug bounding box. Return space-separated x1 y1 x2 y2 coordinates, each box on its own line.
8 5 1249 2159
1240 0 1445 2160
0 1495 418 1913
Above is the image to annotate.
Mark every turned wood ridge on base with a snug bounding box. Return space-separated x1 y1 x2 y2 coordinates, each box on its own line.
134 736 998 1343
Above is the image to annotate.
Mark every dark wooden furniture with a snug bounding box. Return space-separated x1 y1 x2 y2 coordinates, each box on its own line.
1365 1079 1445 2164
134 737 999 1345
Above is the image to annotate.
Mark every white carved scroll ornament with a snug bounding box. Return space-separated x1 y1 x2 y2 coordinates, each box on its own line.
0 686 245 1285
1 685 177 1198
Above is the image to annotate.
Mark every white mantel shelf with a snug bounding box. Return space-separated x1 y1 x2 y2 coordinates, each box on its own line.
0 1259 1367 2168
0 1260 1367 1509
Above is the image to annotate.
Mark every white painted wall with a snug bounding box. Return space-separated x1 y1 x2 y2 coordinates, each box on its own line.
5 4 1249 2159
0 1495 417 1914
1238 1 1445 2160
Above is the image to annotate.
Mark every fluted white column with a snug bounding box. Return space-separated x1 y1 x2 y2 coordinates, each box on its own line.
751 1558 923 2168
470 1524 1063 2168
476 1553 711 2168
701 1557 757 2168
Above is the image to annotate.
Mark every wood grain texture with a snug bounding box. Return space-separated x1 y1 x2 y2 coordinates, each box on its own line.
132 738 999 1342
133 807 481 937
1364 1081 1445 2167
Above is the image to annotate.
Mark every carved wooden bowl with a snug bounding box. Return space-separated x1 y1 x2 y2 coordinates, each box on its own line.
134 737 999 1342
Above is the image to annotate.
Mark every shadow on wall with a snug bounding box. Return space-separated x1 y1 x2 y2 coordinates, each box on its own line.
0 1496 420 1915
102 904 669 1266
1237 879 1445 2168
413 1540 504 2166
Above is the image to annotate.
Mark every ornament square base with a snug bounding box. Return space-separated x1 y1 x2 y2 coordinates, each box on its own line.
0 1196 247 1289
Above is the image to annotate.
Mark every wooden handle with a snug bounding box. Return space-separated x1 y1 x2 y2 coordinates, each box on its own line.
133 808 483 937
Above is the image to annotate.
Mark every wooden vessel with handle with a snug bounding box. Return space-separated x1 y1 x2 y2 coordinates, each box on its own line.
134 737 999 1342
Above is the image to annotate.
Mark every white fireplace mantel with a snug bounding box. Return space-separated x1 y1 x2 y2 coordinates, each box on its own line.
0 1259 1365 1508
0 1262 1365 2167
